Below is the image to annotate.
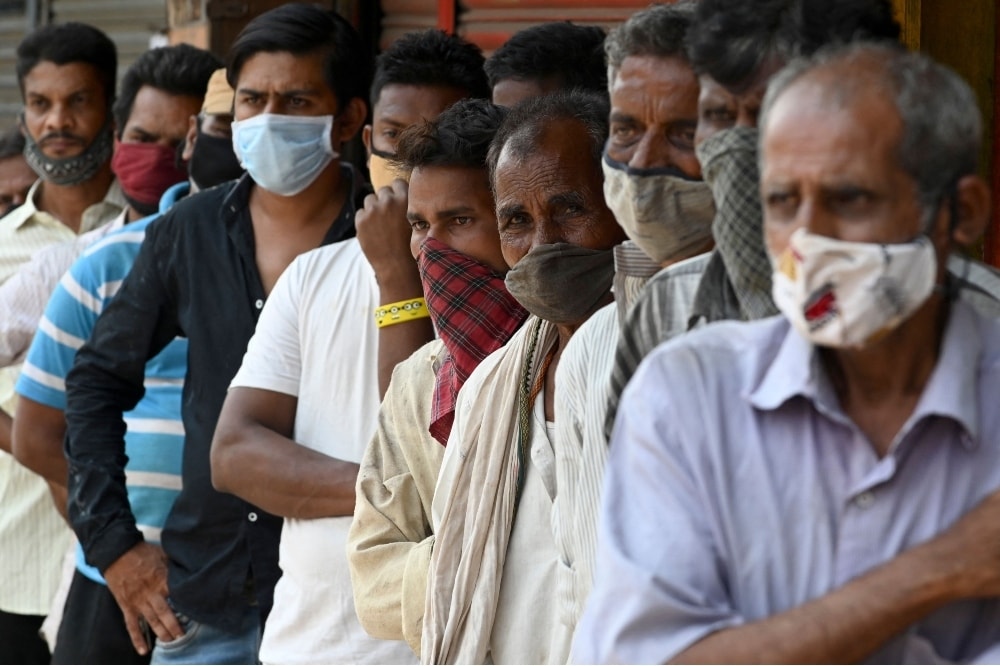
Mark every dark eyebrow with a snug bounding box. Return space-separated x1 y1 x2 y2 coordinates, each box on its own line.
282 89 322 98
127 126 156 140
376 117 407 128
549 191 587 209
497 202 526 220
437 206 477 218
609 111 639 125
406 211 424 223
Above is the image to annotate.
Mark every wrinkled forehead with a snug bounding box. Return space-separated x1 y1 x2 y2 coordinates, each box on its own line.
493 118 600 192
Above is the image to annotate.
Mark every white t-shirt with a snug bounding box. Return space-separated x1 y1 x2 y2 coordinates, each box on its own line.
231 239 415 664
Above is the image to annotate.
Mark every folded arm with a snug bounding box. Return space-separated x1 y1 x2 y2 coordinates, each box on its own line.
211 386 359 518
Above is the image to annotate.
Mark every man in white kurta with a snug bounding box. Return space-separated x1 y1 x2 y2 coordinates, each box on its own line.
228 239 414 664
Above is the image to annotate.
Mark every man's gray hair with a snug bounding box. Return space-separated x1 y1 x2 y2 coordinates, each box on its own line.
605 1 697 72
486 90 610 188
760 43 982 215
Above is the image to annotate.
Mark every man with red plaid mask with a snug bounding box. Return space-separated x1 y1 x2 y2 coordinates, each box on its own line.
345 98 527 656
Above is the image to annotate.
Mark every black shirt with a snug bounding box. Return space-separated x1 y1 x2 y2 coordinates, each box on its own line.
65 170 359 631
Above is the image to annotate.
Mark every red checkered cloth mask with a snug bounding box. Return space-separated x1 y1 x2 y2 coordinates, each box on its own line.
418 236 529 445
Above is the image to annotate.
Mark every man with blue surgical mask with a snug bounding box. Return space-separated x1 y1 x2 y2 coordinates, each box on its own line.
61 5 370 664
576 44 1000 664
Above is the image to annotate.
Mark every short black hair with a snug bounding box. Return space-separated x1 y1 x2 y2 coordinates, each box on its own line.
113 44 221 138
487 90 609 184
687 0 900 88
605 2 696 71
394 98 506 172
0 126 25 161
227 3 371 109
16 22 117 105
371 30 489 109
485 22 607 94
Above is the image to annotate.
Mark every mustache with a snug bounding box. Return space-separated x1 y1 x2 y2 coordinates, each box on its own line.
38 130 86 146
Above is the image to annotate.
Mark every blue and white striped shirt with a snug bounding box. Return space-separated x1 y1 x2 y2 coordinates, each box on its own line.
17 183 188 583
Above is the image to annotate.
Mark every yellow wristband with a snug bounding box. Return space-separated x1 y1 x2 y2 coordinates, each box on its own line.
375 298 430 328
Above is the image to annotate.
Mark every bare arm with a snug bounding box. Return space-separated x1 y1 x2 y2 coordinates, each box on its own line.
211 386 359 519
0 409 10 454
12 396 67 486
356 180 435 397
673 490 1000 664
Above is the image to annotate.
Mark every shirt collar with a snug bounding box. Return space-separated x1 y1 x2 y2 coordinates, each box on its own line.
9 178 125 233
7 179 44 230
613 241 660 279
749 301 982 447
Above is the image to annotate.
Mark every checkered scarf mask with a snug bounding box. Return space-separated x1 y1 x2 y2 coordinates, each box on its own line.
418 237 529 445
691 126 780 323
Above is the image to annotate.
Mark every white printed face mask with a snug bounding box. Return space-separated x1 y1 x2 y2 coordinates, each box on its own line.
231 113 337 196
601 155 716 265
771 228 938 348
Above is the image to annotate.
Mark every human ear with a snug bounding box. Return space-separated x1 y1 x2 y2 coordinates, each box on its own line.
949 174 991 248
181 115 198 162
362 124 372 164
333 97 367 146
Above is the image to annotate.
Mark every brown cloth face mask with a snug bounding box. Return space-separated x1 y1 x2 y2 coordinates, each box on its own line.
504 242 616 325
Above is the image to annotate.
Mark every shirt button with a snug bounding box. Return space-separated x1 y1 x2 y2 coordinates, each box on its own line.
254 299 263 310
248 512 258 522
855 491 875 509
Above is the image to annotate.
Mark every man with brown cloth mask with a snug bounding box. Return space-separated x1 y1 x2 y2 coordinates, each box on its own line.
422 91 626 665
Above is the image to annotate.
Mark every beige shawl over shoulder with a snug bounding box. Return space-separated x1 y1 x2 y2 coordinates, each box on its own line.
422 316 557 664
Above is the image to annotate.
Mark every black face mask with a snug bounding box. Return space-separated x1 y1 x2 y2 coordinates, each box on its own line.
188 125 243 190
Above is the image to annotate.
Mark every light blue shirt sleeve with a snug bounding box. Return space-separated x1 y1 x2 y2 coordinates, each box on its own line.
572 344 743 664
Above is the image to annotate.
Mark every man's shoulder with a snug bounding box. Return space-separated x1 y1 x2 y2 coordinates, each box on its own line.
561 304 618 370
650 251 712 285
389 339 446 398
151 181 234 232
284 239 375 303
631 251 711 322
0 201 37 236
641 315 789 391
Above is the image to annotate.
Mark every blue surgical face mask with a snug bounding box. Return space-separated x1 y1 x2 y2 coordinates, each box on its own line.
231 113 337 196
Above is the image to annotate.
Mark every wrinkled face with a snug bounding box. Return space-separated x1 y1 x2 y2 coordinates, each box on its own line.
365 83 468 157
607 55 700 176
491 76 559 108
120 85 202 150
0 154 36 216
407 165 507 272
493 117 626 268
22 61 110 158
760 79 929 261
694 59 785 148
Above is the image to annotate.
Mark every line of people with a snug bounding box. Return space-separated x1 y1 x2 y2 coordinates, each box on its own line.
0 0 998 664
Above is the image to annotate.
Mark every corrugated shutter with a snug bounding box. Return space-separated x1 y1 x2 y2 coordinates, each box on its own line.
50 0 167 74
458 0 651 52
0 0 167 125
380 0 438 49
0 12 29 123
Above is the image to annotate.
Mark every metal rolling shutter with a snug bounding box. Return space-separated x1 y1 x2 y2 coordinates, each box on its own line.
457 0 652 52
49 0 167 74
379 0 438 49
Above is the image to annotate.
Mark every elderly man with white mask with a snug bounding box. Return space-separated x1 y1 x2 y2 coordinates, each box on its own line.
576 44 1000 664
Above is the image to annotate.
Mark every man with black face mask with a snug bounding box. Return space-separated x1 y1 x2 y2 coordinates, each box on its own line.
11 59 236 665
180 68 244 191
